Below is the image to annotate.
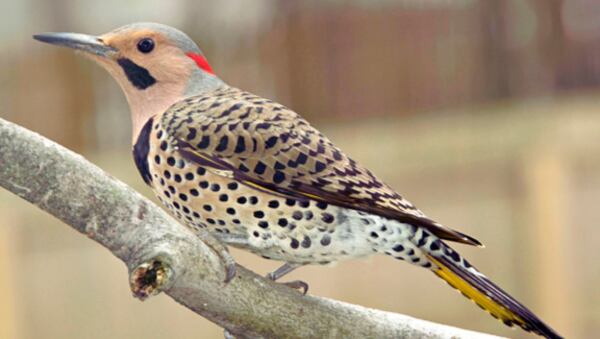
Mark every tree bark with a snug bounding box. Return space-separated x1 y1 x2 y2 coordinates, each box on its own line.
0 117 503 339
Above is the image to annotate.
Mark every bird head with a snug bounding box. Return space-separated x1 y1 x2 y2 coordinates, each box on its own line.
34 22 223 141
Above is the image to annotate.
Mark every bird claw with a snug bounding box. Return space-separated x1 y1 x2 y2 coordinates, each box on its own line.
223 254 237 283
266 263 309 294
280 280 309 295
194 229 237 283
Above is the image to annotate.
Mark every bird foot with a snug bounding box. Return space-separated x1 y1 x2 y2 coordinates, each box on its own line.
195 230 237 283
279 280 309 295
266 262 309 294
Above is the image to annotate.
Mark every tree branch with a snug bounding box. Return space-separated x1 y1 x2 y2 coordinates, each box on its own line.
0 118 503 339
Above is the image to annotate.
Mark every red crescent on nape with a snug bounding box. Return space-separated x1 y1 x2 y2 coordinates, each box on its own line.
186 52 215 75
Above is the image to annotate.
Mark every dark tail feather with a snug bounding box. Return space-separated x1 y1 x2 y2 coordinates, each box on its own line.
427 249 563 339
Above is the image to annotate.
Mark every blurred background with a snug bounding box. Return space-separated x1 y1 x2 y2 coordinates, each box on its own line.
1 0 599 338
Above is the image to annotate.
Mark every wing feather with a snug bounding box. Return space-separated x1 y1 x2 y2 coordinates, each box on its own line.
161 87 482 247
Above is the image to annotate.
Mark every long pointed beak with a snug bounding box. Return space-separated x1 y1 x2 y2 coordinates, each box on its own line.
33 32 117 57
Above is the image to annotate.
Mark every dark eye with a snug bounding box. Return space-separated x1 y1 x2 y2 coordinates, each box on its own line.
137 38 155 53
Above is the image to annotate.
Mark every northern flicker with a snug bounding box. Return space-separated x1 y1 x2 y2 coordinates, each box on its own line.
34 23 562 339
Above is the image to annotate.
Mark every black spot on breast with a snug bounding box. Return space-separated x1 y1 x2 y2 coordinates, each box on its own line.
316 201 328 210
132 118 153 185
322 213 335 224
290 238 299 249
117 58 156 90
301 236 311 248
392 244 404 252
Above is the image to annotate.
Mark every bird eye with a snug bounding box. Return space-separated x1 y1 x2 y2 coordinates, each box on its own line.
137 38 155 53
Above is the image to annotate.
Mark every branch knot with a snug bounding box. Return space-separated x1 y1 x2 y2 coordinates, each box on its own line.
130 259 173 300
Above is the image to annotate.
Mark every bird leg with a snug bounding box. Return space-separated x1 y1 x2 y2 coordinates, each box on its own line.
193 230 237 283
267 262 308 295
222 262 306 339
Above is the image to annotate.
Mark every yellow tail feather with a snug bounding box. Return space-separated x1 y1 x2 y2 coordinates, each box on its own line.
427 255 526 327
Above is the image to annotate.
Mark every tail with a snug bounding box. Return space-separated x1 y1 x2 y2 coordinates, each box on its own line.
427 246 563 339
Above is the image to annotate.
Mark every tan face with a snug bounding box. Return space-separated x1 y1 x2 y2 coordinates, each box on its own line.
34 23 220 141
93 29 195 91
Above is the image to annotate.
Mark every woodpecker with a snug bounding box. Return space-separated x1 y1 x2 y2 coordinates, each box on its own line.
35 23 562 339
